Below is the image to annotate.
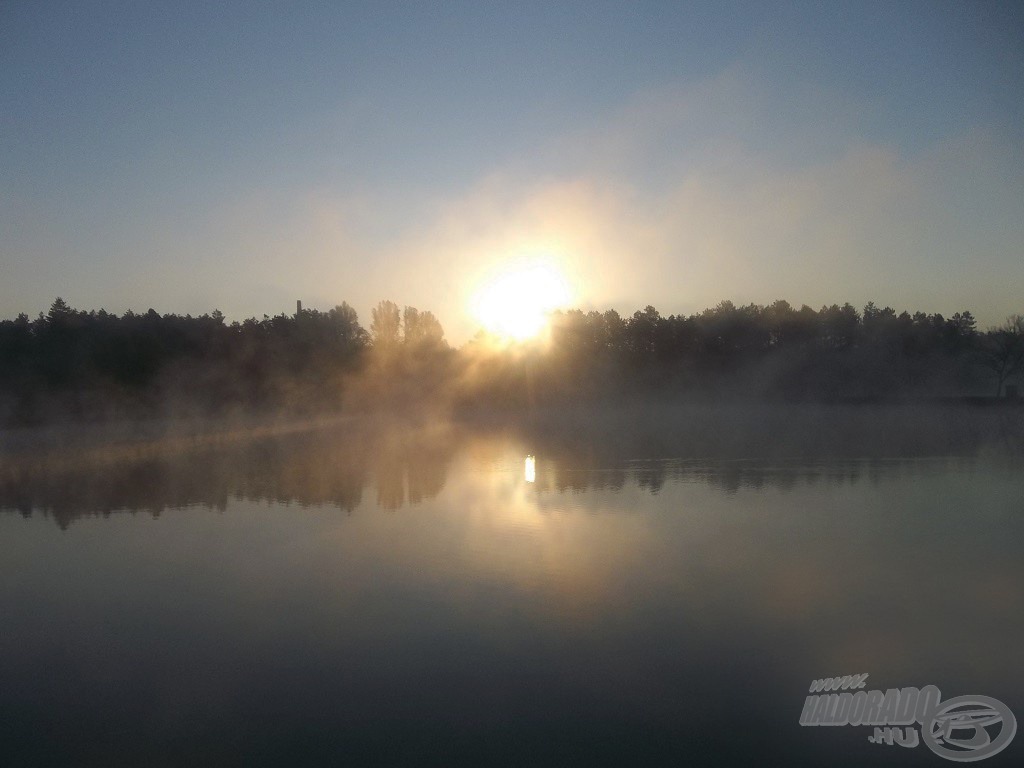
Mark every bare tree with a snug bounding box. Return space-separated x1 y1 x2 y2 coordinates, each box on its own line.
978 314 1024 396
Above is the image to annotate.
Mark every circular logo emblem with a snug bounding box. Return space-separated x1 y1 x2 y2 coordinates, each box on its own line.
922 695 1016 762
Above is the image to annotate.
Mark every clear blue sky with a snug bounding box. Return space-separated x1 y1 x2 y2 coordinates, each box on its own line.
3 0 1023 341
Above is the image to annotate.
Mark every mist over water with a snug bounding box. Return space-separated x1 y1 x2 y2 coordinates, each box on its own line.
1 409 1021 766
5 1 1024 763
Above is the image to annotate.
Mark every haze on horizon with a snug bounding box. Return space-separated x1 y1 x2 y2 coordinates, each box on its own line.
3 0 1023 343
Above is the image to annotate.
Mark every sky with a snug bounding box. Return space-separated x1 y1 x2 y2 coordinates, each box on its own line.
2 0 1023 342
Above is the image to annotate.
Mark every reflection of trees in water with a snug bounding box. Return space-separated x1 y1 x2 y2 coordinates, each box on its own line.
375 450 405 510
0 425 457 528
2 450 239 528
374 431 455 510
407 451 449 505
519 404 1014 496
519 402 1024 462
533 455 979 497
1 411 1011 527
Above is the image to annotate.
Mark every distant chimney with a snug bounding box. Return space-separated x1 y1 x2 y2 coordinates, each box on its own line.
296 300 302 315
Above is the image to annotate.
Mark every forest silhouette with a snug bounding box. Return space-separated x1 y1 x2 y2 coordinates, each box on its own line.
0 297 1022 427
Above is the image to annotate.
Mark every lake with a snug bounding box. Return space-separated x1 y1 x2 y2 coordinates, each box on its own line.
1 408 1022 766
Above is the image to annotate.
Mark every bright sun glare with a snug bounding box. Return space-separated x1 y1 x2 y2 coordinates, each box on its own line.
471 260 572 341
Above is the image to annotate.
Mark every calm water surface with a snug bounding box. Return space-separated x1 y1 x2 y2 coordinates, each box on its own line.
1 419 1022 766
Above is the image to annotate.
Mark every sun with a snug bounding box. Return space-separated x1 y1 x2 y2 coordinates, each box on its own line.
471 260 572 341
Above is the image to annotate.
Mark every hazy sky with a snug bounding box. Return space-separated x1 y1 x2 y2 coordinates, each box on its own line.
3 0 1023 341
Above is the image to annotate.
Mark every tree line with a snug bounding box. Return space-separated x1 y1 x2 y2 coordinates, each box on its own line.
0 298 368 423
0 297 1021 425
531 301 1011 400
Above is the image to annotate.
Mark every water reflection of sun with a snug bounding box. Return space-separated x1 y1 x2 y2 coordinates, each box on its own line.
471 259 572 341
525 455 536 483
